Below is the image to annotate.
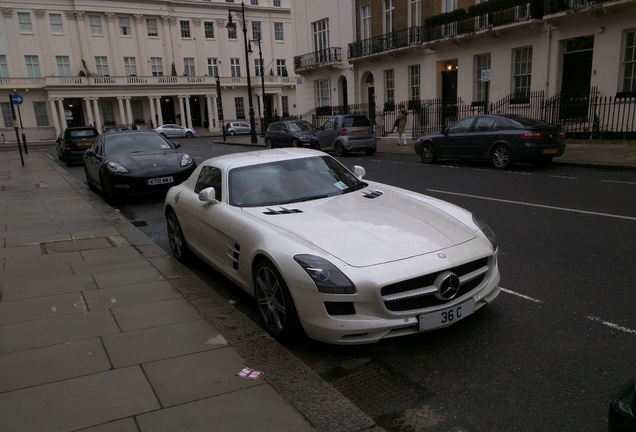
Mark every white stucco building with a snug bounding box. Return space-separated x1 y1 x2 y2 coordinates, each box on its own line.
0 0 298 140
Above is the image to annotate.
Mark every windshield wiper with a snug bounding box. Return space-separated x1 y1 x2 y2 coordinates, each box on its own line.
342 182 367 194
287 194 329 203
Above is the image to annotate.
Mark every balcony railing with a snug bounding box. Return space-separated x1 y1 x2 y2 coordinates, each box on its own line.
545 0 608 14
293 47 343 73
0 75 296 90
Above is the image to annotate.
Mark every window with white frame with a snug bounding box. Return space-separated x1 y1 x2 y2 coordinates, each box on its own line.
228 24 237 39
0 55 8 77
312 19 329 62
384 0 394 34
474 53 491 103
315 79 331 107
251 0 259 5
621 30 636 93
124 57 137 76
230 58 241 77
183 57 195 76
409 65 420 101
180 20 191 38
252 21 261 40
146 18 158 37
208 57 219 77
1 103 13 127
18 12 33 33
442 0 457 36
274 22 284 41
25 55 40 77
361 5 371 54
235 97 245 119
151 57 163 76
33 101 49 126
49 13 63 34
119 17 131 36
254 58 263 76
95 56 109 76
409 0 421 27
101 100 115 123
56 56 72 76
282 95 289 116
384 69 395 103
204 21 215 39
512 46 532 99
89 15 103 35
276 59 287 76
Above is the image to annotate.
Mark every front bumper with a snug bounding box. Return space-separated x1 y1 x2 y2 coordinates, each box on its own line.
104 167 196 196
290 246 500 345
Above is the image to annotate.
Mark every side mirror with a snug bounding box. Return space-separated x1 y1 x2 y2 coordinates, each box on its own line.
441 127 448 136
85 149 95 157
198 187 218 204
174 142 181 148
352 165 366 180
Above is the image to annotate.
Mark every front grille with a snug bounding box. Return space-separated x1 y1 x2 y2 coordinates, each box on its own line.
381 257 489 312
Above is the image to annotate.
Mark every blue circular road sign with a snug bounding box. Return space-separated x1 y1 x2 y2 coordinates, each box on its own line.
11 93 23 105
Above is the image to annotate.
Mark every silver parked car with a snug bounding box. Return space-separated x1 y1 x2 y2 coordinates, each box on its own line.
314 115 377 156
225 121 252 136
154 124 197 138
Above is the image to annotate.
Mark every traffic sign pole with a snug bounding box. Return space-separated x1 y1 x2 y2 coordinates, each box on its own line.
8 94 24 166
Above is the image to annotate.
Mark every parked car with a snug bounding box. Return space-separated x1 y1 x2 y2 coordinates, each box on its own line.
164 148 500 344
154 124 196 138
226 121 252 136
83 130 196 202
264 120 318 149
609 377 636 432
56 126 100 167
314 114 377 156
414 114 566 169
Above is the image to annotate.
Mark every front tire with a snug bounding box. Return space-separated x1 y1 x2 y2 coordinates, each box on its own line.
228 130 236 136
166 209 192 263
491 144 513 169
291 139 299 148
84 166 97 192
265 138 273 149
254 259 302 341
419 142 438 164
185 131 193 138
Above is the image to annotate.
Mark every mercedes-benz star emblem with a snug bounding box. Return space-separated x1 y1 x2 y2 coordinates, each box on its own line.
434 271 461 300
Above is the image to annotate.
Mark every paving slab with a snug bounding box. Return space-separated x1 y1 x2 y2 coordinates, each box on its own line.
0 338 110 392
83 280 182 311
0 309 119 354
0 273 97 300
112 297 202 331
102 319 227 368
136 383 315 432
89 265 167 288
143 348 261 407
76 419 140 432
0 292 86 324
0 367 159 432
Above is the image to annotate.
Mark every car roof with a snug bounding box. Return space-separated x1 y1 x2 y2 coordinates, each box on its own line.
102 130 158 138
199 148 326 171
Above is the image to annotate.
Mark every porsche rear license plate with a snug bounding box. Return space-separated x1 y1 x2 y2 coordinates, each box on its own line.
418 298 475 331
543 148 557 154
147 176 173 186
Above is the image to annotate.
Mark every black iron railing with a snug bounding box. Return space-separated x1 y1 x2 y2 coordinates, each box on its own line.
293 47 343 72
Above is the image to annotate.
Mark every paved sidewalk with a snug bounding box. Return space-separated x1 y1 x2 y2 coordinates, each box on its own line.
0 151 378 432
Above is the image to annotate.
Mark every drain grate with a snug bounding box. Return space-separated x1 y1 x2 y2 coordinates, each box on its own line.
332 362 427 418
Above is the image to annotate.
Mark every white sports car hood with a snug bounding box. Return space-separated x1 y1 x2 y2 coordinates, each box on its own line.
241 188 476 267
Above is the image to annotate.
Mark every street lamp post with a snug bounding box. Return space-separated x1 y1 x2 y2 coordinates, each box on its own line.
249 38 267 135
226 1 258 144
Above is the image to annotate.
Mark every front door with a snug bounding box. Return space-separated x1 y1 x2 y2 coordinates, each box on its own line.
441 69 458 126
560 36 594 120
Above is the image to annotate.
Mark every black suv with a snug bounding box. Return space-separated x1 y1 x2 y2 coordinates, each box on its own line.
56 126 99 166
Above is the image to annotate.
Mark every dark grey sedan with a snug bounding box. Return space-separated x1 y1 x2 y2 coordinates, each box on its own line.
414 114 566 169
264 120 318 149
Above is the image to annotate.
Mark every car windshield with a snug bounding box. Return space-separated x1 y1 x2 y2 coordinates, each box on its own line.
104 134 173 155
288 121 316 133
506 115 554 128
343 116 371 127
229 155 366 207
69 129 97 138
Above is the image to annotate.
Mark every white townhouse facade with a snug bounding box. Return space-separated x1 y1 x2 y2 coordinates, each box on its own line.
292 0 636 139
0 0 298 140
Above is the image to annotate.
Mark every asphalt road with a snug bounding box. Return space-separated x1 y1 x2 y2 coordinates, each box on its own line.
38 139 636 432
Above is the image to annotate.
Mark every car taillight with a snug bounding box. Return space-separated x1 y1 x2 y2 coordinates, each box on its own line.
64 139 71 148
557 132 565 140
520 131 544 140
340 128 348 136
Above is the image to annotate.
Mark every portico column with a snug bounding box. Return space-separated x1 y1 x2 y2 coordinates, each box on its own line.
184 95 192 129
57 99 66 129
84 97 94 126
277 93 283 118
156 97 164 126
177 96 185 126
125 97 133 125
149 96 157 128
49 98 61 135
117 97 126 125
92 98 102 132
206 94 215 131
257 94 263 117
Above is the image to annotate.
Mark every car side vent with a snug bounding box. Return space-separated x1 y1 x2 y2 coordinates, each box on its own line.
226 242 240 270
263 207 303 215
362 189 384 199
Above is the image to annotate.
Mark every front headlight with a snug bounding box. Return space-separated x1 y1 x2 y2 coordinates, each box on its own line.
298 136 311 142
473 215 498 252
107 161 130 173
293 254 356 294
180 154 193 167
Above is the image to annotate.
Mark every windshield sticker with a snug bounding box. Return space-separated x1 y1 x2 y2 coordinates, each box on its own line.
160 143 171 149
334 181 348 190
